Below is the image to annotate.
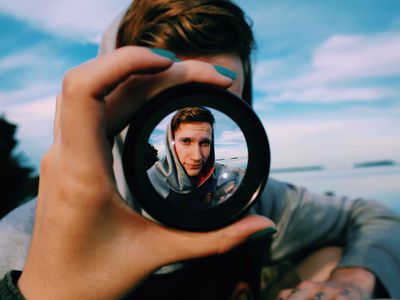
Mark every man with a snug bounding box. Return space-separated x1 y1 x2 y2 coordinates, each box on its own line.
148 106 244 209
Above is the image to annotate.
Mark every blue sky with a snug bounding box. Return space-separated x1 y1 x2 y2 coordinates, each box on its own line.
1 0 399 172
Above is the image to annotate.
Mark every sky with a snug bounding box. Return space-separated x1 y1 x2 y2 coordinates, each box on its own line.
1 0 400 172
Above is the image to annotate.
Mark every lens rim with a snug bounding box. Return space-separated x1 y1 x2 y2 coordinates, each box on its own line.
122 83 270 231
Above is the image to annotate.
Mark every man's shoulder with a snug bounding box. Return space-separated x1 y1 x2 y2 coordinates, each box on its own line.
263 177 298 197
0 199 36 277
250 177 304 219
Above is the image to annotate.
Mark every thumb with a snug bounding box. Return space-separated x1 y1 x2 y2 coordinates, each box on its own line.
153 215 276 264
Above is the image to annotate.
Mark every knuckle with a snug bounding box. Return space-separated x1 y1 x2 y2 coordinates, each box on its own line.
213 231 238 255
298 280 315 289
62 69 76 89
59 165 114 207
39 154 49 175
215 240 232 255
182 60 210 81
39 147 55 176
62 68 85 98
41 150 114 207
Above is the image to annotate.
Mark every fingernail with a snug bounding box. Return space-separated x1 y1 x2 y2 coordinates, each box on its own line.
247 227 277 242
214 65 237 80
150 48 176 60
173 57 183 62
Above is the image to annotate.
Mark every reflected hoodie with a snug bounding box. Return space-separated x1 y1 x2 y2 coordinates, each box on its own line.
147 118 244 210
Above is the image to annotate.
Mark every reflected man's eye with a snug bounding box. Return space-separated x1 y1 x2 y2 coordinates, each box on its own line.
200 139 211 147
180 138 191 145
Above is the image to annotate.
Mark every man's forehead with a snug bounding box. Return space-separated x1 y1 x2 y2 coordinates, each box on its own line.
176 122 212 134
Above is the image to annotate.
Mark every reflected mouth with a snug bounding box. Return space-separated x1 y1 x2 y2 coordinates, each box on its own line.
188 164 202 169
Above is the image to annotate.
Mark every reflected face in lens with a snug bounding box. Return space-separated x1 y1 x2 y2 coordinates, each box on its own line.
174 122 212 177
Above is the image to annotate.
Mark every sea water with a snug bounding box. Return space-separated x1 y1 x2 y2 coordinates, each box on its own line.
271 165 400 214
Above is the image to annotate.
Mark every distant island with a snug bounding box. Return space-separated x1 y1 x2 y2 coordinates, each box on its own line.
270 165 324 174
215 157 247 162
354 160 396 168
271 160 397 174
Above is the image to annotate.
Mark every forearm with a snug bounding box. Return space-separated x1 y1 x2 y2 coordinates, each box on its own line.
261 180 400 296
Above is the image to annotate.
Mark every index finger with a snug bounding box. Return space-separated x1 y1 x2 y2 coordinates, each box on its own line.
65 46 174 99
57 47 174 167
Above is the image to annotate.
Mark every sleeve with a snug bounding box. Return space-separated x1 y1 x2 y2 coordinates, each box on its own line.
250 177 400 298
0 199 36 278
0 271 25 300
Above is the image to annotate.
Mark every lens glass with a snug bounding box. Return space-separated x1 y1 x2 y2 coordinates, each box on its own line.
146 106 248 211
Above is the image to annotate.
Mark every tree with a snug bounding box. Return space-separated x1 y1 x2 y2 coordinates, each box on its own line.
145 143 159 170
0 116 38 218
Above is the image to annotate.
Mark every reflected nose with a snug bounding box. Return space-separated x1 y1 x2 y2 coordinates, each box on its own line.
190 145 203 162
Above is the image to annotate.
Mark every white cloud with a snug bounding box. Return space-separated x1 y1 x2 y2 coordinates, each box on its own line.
4 96 57 170
0 45 64 75
253 31 400 103
215 147 248 161
263 109 400 169
264 86 396 103
0 45 64 108
0 81 59 106
252 58 294 87
295 32 400 87
0 52 40 74
221 130 245 140
153 143 166 160
0 0 130 42
7 96 56 137
216 130 246 146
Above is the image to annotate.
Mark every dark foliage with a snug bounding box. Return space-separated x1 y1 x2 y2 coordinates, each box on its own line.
145 143 159 170
0 116 39 219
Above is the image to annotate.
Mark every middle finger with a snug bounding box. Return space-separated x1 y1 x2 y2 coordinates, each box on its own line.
105 59 234 136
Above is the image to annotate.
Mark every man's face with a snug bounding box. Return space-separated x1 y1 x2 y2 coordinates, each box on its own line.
174 122 212 177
